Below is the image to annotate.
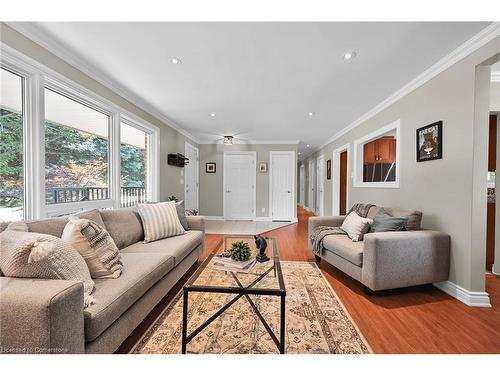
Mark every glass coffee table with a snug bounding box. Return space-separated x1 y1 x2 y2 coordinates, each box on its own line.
181 235 286 354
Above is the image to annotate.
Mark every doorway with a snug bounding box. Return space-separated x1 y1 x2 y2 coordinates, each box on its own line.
316 155 325 216
184 142 199 211
223 151 256 220
332 144 350 216
299 163 305 207
487 114 498 273
270 151 295 221
308 159 316 213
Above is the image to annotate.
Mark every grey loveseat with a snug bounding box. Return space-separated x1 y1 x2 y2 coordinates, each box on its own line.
0 208 205 354
308 206 450 292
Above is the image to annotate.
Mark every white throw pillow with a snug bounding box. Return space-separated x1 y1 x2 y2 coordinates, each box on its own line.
137 201 186 243
62 216 123 279
0 227 96 307
341 212 373 242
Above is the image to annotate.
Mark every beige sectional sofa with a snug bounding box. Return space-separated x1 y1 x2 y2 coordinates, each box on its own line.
308 206 450 292
0 208 205 354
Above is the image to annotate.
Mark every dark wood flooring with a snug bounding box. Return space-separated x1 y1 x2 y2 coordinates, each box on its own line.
117 206 500 354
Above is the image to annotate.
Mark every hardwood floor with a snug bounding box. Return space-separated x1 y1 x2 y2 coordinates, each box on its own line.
117 206 500 354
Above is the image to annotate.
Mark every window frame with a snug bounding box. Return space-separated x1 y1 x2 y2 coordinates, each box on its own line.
0 44 160 219
119 114 160 205
352 119 401 188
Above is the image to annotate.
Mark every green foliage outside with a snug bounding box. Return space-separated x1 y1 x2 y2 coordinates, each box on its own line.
0 108 147 208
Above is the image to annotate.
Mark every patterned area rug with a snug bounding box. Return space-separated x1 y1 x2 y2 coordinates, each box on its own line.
133 261 371 354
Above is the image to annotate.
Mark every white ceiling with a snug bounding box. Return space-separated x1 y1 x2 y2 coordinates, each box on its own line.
18 22 491 156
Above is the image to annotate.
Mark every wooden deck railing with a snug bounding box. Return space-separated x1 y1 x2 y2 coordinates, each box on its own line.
47 186 146 207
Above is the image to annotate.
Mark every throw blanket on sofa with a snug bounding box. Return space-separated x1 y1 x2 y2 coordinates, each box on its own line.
310 203 375 255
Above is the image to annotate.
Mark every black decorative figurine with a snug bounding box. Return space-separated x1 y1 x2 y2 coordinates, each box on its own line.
254 235 269 263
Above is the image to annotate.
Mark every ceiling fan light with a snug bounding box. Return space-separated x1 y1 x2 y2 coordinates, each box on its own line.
223 136 234 145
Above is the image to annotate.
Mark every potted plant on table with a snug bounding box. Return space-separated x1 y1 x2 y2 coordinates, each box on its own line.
229 241 251 262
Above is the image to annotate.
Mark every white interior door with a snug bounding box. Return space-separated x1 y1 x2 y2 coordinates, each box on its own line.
270 151 295 221
224 152 256 220
184 142 199 210
308 160 316 212
316 155 325 216
299 164 305 207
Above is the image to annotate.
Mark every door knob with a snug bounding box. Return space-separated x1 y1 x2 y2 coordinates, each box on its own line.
287 190 292 193
226 190 231 193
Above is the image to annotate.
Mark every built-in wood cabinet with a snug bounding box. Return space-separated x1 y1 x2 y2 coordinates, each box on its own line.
363 136 396 164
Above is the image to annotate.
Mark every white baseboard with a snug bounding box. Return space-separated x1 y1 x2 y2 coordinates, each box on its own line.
254 217 271 221
433 280 491 307
204 216 224 220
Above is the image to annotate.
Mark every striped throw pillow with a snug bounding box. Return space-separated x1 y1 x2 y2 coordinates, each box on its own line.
137 201 186 243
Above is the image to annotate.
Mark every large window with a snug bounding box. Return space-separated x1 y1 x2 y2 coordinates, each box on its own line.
120 121 150 207
1 48 159 219
44 88 110 205
0 68 24 221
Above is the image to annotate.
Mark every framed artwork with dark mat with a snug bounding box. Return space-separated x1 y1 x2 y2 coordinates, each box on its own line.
326 159 332 180
206 162 216 173
417 121 442 162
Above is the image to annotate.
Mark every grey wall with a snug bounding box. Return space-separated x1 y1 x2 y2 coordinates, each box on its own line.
199 144 297 217
492 81 500 111
299 36 500 292
0 23 198 203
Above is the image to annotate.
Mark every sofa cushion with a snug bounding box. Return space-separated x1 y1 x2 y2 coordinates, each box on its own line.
340 212 373 242
83 252 174 342
18 209 106 238
369 208 408 233
0 228 95 308
367 206 422 231
323 234 364 266
99 208 144 249
120 230 203 266
62 216 123 279
137 201 185 243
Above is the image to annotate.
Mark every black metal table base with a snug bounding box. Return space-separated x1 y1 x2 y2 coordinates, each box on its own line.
181 265 286 354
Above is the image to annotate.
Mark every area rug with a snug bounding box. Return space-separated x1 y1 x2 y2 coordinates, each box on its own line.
132 261 372 354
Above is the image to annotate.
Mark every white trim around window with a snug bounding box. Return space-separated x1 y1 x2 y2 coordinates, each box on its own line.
353 119 401 188
0 43 160 218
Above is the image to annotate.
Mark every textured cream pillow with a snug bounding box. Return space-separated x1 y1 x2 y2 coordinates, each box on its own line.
137 201 185 243
341 212 373 242
0 227 95 307
62 216 123 279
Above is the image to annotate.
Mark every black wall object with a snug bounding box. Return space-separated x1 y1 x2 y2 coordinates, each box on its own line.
168 153 189 167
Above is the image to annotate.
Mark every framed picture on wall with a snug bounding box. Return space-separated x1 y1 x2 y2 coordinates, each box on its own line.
326 159 332 180
206 162 216 173
259 162 268 173
416 121 443 162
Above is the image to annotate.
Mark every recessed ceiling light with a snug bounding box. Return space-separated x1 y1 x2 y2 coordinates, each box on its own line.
171 57 181 64
343 51 357 60
308 112 314 117
298 152 301 155
306 144 310 148
210 113 216 117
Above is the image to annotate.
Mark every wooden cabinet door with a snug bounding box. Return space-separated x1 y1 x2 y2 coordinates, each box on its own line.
363 141 376 164
377 137 396 163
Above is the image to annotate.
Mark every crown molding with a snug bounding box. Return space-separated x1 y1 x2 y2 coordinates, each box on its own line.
5 22 201 144
319 22 500 150
492 71 500 82
198 139 300 145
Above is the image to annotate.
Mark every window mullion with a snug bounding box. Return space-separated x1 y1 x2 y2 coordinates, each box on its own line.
111 113 121 208
24 73 46 220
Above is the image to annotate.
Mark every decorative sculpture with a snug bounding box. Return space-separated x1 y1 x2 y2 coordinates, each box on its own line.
254 235 270 263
